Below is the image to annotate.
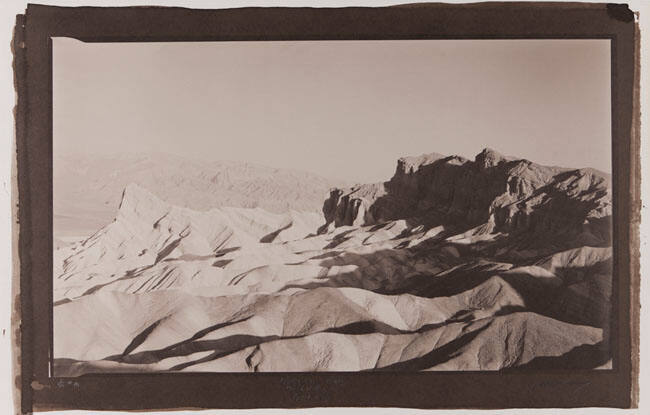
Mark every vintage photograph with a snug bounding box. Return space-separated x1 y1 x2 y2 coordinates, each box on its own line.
52 38 613 375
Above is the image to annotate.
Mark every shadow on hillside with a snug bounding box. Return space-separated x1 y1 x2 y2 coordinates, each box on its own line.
371 321 493 371
260 221 293 243
507 341 611 370
324 152 611 257
97 312 476 370
52 325 610 375
103 316 255 364
55 311 485 375
55 236 612 376
277 244 612 329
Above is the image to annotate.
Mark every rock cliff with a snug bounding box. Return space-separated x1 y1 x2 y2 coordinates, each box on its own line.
321 148 611 247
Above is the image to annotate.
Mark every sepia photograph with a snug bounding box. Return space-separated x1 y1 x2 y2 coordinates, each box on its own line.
52 38 614 375
12 2 641 412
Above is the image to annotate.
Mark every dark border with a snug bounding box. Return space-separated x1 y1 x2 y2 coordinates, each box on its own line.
14 2 638 412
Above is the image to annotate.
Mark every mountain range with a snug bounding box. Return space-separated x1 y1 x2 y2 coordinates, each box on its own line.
53 148 613 375
54 152 346 245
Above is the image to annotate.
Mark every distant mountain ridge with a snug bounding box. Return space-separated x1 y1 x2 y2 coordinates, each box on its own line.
54 152 346 240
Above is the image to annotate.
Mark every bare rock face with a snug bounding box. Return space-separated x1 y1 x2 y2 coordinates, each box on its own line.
53 148 613 375
321 148 611 246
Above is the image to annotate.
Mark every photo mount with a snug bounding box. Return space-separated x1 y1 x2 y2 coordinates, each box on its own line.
13 2 639 412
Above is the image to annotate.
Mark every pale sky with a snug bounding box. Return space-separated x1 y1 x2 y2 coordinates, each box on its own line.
53 38 611 183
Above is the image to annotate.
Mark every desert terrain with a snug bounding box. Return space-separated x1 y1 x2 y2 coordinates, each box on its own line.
53 148 612 375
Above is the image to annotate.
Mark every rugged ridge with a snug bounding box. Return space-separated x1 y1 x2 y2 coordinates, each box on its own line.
321 148 611 246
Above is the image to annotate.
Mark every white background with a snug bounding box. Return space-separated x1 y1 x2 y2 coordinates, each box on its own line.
0 1 647 414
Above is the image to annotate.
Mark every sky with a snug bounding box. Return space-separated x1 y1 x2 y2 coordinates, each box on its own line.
53 38 611 183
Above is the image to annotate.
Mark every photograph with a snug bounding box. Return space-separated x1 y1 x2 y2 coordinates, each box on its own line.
12 2 641 411
52 37 615 375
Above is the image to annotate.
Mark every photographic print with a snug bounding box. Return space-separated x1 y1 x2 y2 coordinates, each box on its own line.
52 38 614 375
14 3 639 411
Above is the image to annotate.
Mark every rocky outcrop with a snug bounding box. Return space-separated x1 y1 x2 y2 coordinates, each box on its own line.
321 148 611 245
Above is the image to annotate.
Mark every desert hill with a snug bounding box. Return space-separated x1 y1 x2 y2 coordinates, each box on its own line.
54 152 345 244
53 148 613 375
